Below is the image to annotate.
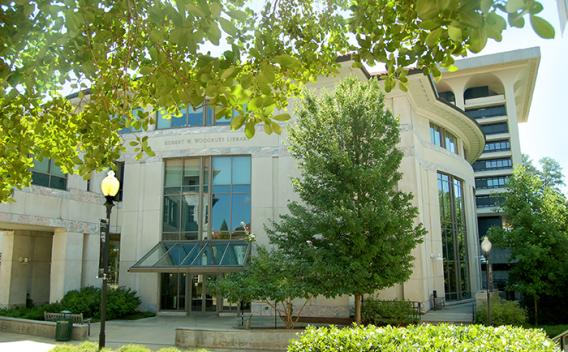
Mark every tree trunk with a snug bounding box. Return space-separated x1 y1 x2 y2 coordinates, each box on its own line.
286 301 294 329
354 293 362 324
534 295 539 326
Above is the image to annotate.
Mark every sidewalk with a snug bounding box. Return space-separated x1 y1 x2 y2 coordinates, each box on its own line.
0 314 283 351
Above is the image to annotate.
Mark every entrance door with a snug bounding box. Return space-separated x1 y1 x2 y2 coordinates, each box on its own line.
189 274 219 313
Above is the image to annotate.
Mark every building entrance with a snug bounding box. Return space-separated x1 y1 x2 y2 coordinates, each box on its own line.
189 274 218 313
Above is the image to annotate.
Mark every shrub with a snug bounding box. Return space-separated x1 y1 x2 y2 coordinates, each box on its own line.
60 286 100 318
288 324 557 352
475 297 528 326
0 302 63 320
0 286 141 321
361 298 418 326
106 287 141 320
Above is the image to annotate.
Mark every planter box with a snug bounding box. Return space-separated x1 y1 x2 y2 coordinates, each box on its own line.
0 316 88 340
176 327 300 351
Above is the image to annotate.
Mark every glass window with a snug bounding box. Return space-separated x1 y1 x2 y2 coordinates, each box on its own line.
232 156 251 185
430 124 442 147
187 106 204 127
157 110 186 129
437 172 470 301
31 158 67 190
212 157 232 186
445 132 457 154
481 123 508 135
164 156 251 241
165 159 183 194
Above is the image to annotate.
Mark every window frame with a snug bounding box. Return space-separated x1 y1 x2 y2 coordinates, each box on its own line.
429 123 459 155
31 158 68 191
162 155 251 241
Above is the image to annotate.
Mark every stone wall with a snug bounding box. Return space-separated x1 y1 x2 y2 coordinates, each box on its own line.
0 316 88 340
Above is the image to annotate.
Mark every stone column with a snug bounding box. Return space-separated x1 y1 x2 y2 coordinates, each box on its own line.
0 231 14 308
50 230 84 302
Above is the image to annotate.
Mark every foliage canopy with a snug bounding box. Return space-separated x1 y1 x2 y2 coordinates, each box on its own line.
0 0 555 201
268 78 425 323
489 161 568 324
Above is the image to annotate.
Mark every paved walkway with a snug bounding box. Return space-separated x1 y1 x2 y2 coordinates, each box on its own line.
421 301 475 324
0 314 286 351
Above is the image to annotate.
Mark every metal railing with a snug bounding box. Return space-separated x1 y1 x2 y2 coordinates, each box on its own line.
553 329 568 351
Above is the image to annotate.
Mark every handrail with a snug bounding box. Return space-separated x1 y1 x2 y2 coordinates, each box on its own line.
552 329 568 351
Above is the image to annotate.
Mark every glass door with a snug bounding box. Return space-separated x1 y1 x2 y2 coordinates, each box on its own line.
189 274 220 313
160 273 186 311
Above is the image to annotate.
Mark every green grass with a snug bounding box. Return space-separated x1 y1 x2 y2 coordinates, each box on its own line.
534 324 568 338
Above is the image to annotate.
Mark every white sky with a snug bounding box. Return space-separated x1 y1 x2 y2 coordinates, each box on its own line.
474 1 568 183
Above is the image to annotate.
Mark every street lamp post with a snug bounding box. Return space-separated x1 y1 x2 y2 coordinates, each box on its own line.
99 171 120 350
481 236 493 326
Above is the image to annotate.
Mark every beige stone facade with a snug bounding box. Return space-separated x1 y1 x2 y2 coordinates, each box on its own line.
0 49 539 317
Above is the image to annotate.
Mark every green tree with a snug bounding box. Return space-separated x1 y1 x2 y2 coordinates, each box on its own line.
268 78 425 324
539 157 565 190
489 166 568 324
0 0 554 202
213 247 316 329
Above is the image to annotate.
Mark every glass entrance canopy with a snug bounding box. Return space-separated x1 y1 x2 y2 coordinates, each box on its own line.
129 240 251 273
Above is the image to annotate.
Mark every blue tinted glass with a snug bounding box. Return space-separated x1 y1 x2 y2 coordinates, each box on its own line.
212 157 231 185
211 193 230 234
212 185 231 193
231 193 251 232
156 111 171 129
232 184 250 193
163 195 181 234
187 106 203 126
181 194 200 232
171 112 187 127
232 156 251 184
206 106 214 126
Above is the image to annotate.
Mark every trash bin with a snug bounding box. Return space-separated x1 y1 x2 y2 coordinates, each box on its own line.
55 320 72 341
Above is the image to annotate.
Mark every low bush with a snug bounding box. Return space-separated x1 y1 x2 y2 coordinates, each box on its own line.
0 302 62 320
361 298 418 326
288 324 557 352
0 286 142 320
51 342 209 352
475 297 528 326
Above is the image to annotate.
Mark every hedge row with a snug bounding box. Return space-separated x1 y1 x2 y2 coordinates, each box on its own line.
52 342 209 352
288 324 558 352
0 286 141 320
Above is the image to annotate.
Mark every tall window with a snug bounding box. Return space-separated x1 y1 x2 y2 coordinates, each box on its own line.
438 172 470 301
162 156 251 240
475 176 509 189
31 159 67 190
430 123 459 155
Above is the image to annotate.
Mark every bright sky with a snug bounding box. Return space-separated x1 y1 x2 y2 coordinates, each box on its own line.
474 1 568 183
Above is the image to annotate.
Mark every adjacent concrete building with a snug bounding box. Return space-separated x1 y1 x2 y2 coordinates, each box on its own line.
0 48 540 317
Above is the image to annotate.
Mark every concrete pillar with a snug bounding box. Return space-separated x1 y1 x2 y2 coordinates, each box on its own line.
0 231 14 308
50 230 84 302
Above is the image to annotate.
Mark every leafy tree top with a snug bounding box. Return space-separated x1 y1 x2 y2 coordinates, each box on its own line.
0 0 555 202
268 78 425 299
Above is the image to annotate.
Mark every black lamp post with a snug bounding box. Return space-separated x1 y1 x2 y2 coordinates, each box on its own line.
99 170 120 350
481 236 493 325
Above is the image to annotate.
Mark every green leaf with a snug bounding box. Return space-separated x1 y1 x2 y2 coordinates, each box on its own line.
244 121 255 138
508 12 525 27
271 121 282 134
506 0 525 13
274 55 300 69
221 67 236 80
263 122 273 134
187 3 207 17
426 28 442 48
230 113 245 130
219 17 238 36
480 0 492 14
448 25 462 42
207 24 222 45
416 0 437 19
272 113 291 121
530 15 555 39
469 28 488 53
